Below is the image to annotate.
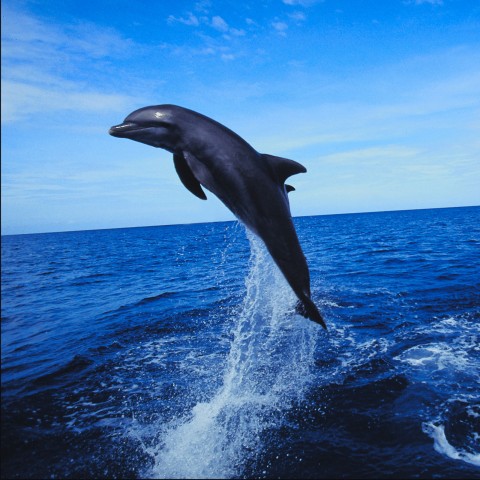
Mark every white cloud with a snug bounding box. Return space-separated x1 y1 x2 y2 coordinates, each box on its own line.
211 15 229 32
1 81 135 123
1 6 139 123
289 11 307 23
410 0 443 4
67 23 137 58
165 11 247 60
167 13 200 26
282 0 322 6
321 146 421 165
167 12 244 42
194 0 212 14
208 15 245 37
229 28 246 37
272 21 288 35
2 6 135 60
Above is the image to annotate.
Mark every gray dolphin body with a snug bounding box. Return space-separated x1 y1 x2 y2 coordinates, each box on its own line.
110 104 326 328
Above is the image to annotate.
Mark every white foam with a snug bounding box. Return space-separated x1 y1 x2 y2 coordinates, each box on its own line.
422 422 480 467
148 232 319 478
396 343 469 371
467 405 480 419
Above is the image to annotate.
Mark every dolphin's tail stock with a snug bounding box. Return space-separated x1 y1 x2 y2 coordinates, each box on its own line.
296 295 327 329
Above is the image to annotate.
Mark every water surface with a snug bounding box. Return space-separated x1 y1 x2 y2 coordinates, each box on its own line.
2 207 479 478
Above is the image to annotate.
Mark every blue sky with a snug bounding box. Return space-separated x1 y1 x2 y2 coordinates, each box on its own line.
2 0 479 235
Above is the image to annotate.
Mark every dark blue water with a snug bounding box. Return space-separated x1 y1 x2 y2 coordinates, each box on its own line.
2 207 479 479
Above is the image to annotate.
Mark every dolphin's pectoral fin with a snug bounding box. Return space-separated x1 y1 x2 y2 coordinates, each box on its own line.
173 153 207 200
262 154 307 184
285 184 295 193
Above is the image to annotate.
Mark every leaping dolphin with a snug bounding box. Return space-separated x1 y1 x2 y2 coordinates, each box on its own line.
109 104 326 328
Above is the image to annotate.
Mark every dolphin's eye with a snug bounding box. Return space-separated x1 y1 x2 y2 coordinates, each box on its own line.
145 121 169 128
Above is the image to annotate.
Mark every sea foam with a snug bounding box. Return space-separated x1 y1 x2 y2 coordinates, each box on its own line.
422 422 480 467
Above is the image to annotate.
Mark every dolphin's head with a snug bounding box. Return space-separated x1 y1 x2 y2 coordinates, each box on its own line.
109 105 178 151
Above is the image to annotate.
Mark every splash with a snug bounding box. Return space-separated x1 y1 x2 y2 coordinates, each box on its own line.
148 232 319 478
422 422 480 467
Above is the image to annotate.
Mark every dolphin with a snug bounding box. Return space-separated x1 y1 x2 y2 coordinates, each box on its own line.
109 104 326 328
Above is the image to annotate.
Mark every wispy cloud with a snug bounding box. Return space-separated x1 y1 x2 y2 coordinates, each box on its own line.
282 0 322 6
1 81 135 123
2 159 177 200
408 0 443 5
289 11 307 23
1 5 139 123
2 6 136 61
272 21 289 36
167 13 201 26
165 10 249 62
269 10 307 37
211 15 229 32
321 146 421 165
168 12 245 38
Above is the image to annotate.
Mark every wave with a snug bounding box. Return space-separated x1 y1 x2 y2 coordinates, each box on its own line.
422 421 480 467
136 292 178 306
70 272 114 286
31 354 94 388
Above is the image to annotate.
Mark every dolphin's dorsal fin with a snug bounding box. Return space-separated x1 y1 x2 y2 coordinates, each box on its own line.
262 154 307 184
173 153 207 200
285 184 295 193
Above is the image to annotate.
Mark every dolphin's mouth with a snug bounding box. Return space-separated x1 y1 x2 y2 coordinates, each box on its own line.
109 122 140 137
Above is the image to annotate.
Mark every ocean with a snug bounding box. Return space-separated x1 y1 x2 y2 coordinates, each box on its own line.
1 206 479 479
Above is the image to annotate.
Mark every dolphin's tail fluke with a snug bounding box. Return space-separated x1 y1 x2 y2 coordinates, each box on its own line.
296 296 327 329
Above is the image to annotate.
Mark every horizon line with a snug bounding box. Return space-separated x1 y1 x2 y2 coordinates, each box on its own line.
2 204 478 237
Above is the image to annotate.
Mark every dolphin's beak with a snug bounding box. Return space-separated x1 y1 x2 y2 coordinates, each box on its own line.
109 122 137 137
